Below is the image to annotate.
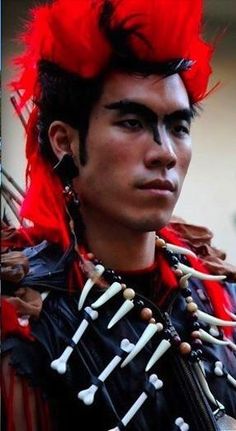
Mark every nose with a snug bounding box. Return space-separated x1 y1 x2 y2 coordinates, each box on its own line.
144 128 177 170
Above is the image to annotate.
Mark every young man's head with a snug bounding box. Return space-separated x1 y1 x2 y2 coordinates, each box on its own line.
12 0 213 245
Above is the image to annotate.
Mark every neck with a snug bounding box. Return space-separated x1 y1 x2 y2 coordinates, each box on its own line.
82 219 156 272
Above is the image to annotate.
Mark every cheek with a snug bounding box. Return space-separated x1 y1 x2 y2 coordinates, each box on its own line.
178 145 192 175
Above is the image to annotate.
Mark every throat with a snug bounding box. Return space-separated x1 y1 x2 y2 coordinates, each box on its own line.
84 228 156 272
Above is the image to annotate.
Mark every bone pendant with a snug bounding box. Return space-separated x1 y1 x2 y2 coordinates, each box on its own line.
51 307 98 374
121 323 158 368
78 264 105 310
199 329 230 346
194 363 224 409
177 263 226 281
197 310 236 327
107 299 134 329
92 282 122 309
78 339 134 405
145 339 171 371
224 307 236 321
165 243 197 258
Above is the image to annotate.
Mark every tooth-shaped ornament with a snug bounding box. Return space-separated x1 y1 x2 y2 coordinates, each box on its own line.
145 339 171 371
78 338 134 405
121 323 162 368
177 263 226 281
165 243 197 258
91 282 122 309
194 363 224 409
78 264 105 310
107 374 163 431
107 299 134 329
199 329 230 346
51 307 98 374
179 273 192 289
197 310 236 327
224 307 236 321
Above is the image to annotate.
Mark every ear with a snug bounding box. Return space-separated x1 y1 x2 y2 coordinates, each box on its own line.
48 121 79 161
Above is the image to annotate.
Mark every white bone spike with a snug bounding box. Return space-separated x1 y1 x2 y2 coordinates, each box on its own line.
224 338 236 352
78 338 134 405
107 299 134 329
78 264 105 310
197 310 236 327
199 329 230 346
227 373 236 388
91 282 122 309
214 361 224 377
209 326 220 337
179 273 192 289
51 307 98 374
145 339 171 371
121 323 159 368
108 374 162 430
177 263 226 281
165 243 197 258
198 360 206 376
194 363 224 409
224 307 236 321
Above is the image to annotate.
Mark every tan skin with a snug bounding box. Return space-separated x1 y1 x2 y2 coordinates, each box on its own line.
49 72 192 271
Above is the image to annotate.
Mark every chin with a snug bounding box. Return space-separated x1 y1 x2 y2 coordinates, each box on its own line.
129 211 173 233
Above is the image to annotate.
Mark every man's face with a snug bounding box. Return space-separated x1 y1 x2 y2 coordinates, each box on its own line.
74 72 192 233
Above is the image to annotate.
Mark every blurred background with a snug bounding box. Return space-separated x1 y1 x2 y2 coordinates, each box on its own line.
1 0 236 263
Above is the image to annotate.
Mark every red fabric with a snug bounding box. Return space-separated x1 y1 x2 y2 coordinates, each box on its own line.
1 299 34 341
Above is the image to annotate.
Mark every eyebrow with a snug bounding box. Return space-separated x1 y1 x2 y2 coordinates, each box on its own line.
104 100 194 124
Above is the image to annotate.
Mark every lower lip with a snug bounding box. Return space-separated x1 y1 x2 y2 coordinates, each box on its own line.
139 188 174 197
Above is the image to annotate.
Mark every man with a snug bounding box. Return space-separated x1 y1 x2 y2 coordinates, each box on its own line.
1 1 236 430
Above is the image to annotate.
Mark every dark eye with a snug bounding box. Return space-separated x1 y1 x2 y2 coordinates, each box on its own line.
117 119 143 130
172 122 190 137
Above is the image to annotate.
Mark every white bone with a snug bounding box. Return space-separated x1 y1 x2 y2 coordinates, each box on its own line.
224 338 236 351
119 374 162 428
78 264 105 310
175 417 184 426
91 282 122 309
194 363 224 409
180 424 190 431
196 288 208 301
179 273 192 289
107 300 134 329
41 291 50 301
51 307 98 374
177 263 226 281
224 307 236 321
209 326 220 337
121 323 159 368
166 243 197 258
227 373 236 388
78 339 134 405
199 329 229 346
198 360 206 376
214 361 224 377
197 310 236 327
145 339 171 372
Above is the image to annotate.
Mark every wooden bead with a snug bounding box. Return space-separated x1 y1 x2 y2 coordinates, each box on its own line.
140 307 153 321
191 331 200 339
156 238 166 248
121 283 127 289
149 318 156 324
186 302 198 313
156 322 164 332
87 253 95 260
123 288 135 300
179 342 191 355
174 268 183 277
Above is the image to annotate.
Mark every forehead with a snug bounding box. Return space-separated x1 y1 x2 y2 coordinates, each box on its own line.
98 71 190 114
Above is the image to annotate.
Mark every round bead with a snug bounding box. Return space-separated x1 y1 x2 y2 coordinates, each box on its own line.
121 283 127 289
192 321 200 330
123 288 135 300
156 238 166 248
182 288 192 297
172 335 181 345
156 322 164 332
140 307 153 321
149 317 156 324
87 252 95 260
185 296 193 303
179 342 191 355
186 302 198 313
191 330 200 339
192 338 202 346
174 268 183 277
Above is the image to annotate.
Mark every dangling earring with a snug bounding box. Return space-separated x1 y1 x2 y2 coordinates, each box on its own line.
53 154 80 205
